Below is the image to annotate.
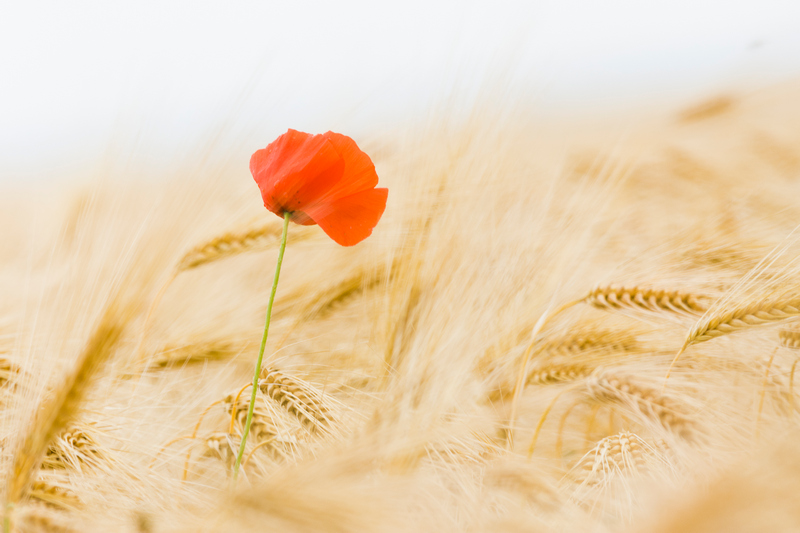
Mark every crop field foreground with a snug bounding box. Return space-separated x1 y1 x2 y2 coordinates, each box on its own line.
3 83 800 532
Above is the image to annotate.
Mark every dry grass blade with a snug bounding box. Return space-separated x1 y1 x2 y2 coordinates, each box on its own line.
584 285 708 317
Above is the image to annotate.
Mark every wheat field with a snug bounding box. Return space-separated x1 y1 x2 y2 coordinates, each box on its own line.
3 81 800 532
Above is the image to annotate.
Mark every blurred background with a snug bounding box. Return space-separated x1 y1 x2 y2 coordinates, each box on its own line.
1 0 800 184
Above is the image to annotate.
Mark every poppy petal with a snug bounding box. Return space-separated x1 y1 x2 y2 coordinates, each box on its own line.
307 187 388 246
250 130 345 216
318 132 379 202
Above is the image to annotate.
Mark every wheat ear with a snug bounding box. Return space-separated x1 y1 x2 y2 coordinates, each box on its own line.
568 431 662 488
585 371 696 440
176 222 311 271
584 285 708 317
536 328 641 358
42 425 107 472
666 296 800 383
779 326 800 349
258 367 334 433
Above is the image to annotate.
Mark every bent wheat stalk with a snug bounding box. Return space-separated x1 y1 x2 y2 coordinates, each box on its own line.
507 299 582 448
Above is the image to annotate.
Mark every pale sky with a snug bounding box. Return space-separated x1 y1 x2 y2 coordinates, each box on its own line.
2 0 800 182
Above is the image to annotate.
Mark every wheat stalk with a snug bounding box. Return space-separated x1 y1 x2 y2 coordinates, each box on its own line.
222 394 299 461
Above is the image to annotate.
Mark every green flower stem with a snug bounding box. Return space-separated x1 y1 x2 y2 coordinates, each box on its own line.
232 211 291 481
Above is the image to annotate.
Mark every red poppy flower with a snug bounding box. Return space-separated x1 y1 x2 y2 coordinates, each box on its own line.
250 129 388 246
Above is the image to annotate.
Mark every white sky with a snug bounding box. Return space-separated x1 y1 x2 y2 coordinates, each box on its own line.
2 0 800 182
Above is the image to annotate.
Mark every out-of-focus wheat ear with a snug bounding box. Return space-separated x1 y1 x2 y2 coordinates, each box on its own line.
274 255 399 350
258 367 336 435
585 370 697 441
29 476 80 511
0 356 23 389
779 326 800 349
146 339 248 370
198 432 238 471
584 285 709 317
527 364 595 386
489 363 594 403
176 222 316 272
15 503 76 533
42 424 109 472
537 328 642 358
4 300 129 510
